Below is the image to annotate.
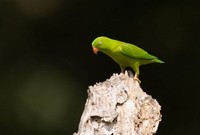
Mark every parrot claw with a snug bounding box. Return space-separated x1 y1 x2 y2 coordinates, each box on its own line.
134 74 141 84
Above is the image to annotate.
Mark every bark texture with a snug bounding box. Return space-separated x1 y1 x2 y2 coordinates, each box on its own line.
74 72 161 135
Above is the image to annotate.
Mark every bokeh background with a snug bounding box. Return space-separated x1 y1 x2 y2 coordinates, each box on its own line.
0 0 199 134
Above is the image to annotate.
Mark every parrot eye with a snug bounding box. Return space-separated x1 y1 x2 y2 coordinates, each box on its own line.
98 41 102 45
95 41 102 47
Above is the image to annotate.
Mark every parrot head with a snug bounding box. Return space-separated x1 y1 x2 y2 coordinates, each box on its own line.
92 36 111 54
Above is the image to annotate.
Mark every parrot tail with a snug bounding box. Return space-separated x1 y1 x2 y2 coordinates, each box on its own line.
152 58 165 63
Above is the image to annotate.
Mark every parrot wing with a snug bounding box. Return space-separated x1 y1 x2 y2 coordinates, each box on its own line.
120 43 158 60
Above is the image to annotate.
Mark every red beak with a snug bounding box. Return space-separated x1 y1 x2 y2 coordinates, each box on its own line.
93 47 99 54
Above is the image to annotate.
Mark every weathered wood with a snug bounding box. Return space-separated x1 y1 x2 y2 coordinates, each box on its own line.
74 72 161 135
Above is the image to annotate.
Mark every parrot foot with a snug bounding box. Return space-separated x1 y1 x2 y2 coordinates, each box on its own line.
134 74 141 84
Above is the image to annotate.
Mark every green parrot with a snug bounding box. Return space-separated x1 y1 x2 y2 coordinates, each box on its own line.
92 36 164 83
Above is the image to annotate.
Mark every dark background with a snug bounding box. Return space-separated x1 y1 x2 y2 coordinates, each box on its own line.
0 0 199 134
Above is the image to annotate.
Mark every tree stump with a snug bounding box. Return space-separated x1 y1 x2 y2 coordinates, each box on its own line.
74 72 161 135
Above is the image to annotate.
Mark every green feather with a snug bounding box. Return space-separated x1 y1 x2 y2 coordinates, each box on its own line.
121 44 157 60
92 36 164 76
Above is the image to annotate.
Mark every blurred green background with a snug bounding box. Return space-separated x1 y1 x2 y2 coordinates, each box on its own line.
0 0 199 134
